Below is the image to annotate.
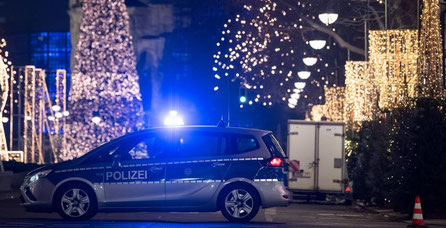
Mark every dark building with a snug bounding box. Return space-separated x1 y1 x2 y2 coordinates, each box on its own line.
0 0 71 94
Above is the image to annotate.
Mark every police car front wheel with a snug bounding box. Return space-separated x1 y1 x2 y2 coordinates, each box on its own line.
220 186 260 222
54 184 97 220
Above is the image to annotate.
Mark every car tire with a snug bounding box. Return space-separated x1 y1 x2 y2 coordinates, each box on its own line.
219 185 260 222
54 183 97 221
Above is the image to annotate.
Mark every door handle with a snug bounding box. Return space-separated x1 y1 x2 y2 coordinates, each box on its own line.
212 162 226 167
149 166 163 172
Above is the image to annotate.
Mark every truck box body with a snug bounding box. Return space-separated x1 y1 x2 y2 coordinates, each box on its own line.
287 120 351 200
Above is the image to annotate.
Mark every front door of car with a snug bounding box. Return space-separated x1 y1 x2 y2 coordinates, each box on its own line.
103 134 167 208
165 132 231 207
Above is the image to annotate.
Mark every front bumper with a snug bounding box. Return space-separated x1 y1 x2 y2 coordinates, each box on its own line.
20 177 55 212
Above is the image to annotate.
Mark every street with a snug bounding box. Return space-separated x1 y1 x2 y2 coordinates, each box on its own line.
0 198 427 228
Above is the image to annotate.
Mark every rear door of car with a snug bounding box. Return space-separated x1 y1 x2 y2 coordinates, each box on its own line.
165 130 231 207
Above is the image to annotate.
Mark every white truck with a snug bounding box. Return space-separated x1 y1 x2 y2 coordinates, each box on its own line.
287 120 352 203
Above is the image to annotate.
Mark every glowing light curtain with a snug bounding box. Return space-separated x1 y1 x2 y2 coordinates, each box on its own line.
369 30 419 110
309 87 345 122
419 0 444 98
310 104 327 121
344 61 377 123
0 55 8 162
324 86 345 122
67 0 144 158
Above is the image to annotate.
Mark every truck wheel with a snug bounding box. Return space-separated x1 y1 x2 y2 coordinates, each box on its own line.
219 186 260 222
54 184 97 221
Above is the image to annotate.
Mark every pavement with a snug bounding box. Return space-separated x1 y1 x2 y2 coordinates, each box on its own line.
0 191 18 201
354 201 446 227
1 189 446 227
0 197 435 228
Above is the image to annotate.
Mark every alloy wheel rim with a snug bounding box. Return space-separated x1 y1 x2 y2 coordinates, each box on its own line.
224 189 254 218
61 188 90 217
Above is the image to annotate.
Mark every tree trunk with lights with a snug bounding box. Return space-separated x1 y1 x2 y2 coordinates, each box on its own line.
66 0 144 159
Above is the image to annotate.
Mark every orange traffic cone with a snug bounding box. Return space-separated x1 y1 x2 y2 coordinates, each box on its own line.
407 196 428 227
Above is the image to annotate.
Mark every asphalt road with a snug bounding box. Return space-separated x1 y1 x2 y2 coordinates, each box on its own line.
0 198 425 227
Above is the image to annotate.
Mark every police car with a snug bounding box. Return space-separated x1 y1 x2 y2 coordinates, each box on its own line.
20 126 290 222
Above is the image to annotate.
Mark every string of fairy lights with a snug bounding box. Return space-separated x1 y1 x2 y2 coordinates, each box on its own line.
213 0 342 109
0 38 10 162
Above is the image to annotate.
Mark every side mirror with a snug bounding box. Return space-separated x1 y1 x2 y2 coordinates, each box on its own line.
112 154 122 167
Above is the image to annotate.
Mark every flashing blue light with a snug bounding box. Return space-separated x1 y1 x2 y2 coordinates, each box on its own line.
239 96 247 103
164 110 185 126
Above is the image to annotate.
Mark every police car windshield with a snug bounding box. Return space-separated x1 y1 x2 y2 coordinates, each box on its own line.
76 134 134 162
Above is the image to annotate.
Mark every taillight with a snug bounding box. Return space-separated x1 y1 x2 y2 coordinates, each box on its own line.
345 186 351 192
268 157 283 167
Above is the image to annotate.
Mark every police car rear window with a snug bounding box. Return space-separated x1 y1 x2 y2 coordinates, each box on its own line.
262 134 286 158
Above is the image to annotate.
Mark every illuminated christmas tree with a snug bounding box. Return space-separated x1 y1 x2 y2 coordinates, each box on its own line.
66 0 144 158
419 0 444 98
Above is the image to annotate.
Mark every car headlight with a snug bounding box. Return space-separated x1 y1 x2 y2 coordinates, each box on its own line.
29 169 52 183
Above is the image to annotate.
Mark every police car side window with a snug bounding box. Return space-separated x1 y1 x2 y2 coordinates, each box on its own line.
177 133 226 157
124 137 155 160
235 135 259 153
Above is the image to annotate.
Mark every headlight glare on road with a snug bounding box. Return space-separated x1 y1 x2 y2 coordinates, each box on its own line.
29 169 52 183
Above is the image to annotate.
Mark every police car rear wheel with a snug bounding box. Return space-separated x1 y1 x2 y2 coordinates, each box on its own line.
220 187 260 222
55 184 97 220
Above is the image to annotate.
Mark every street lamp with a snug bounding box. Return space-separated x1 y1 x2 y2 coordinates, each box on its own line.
92 111 101 124
52 105 61 112
303 57 317 66
55 112 63 118
293 88 303 93
92 116 101 124
288 98 298 106
309 40 327 50
290 93 300 100
294 82 306 89
318 13 339 26
298 71 311 80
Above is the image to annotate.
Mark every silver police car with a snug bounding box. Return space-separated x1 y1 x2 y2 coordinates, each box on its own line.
20 126 290 222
